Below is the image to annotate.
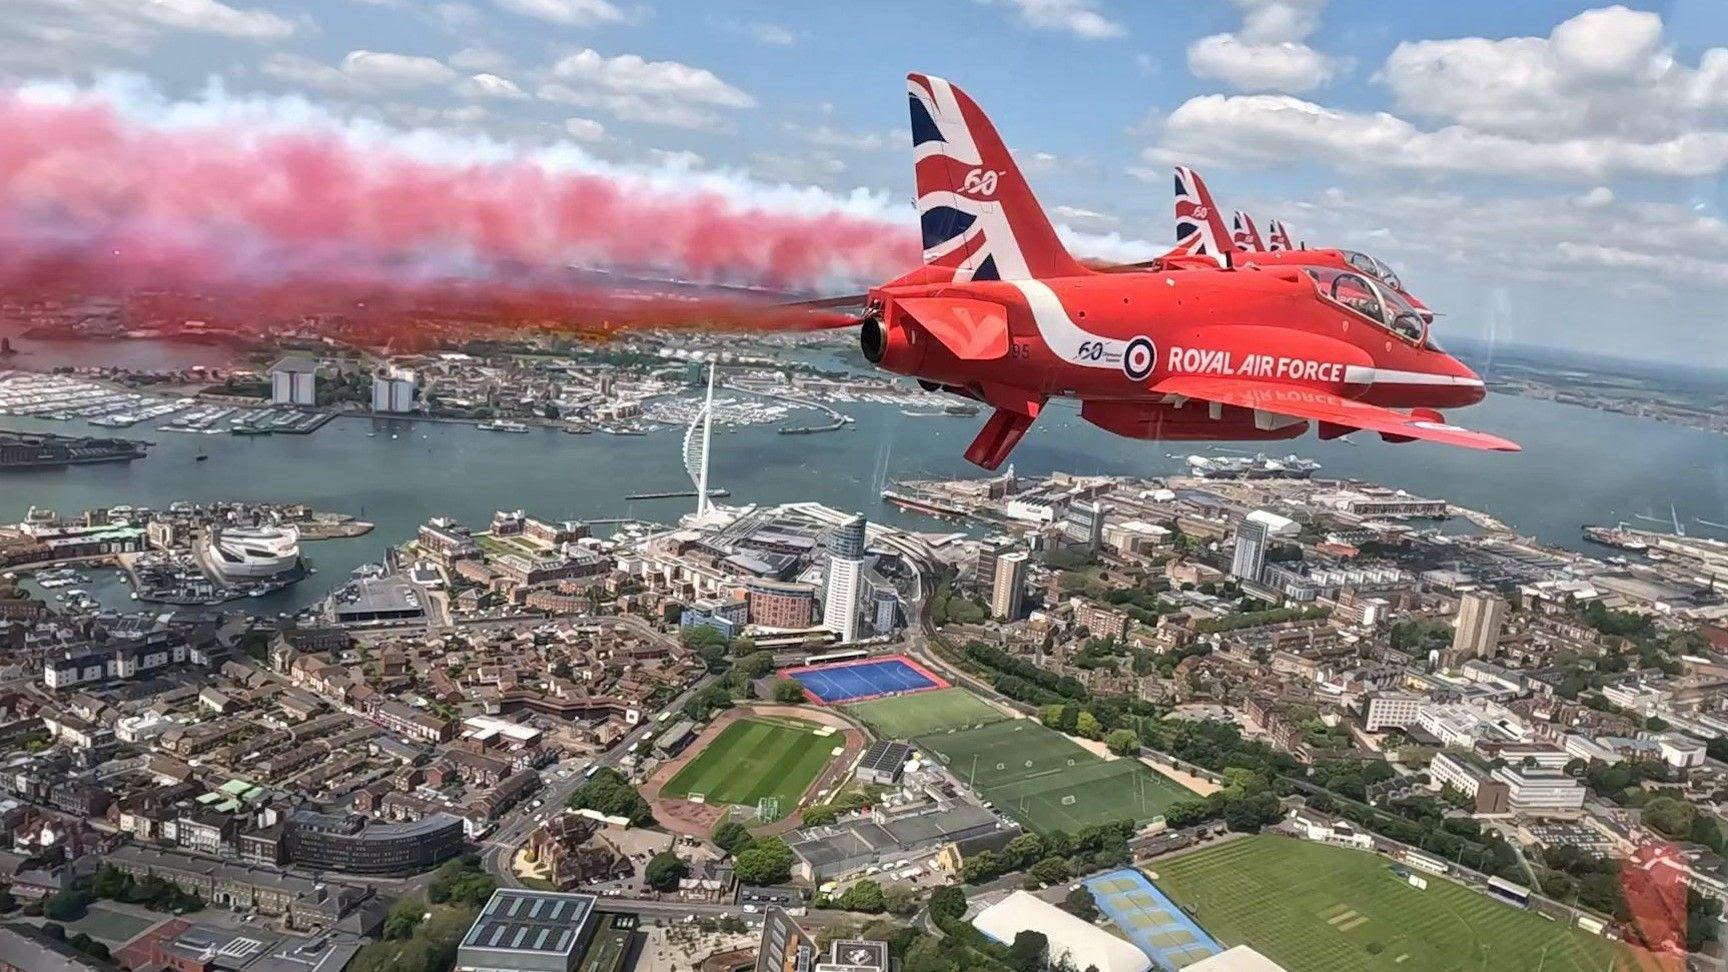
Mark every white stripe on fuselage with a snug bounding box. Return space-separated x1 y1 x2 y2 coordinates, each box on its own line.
1008 279 1124 369
1343 365 1483 387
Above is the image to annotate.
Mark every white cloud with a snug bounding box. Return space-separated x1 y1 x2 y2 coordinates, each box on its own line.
983 0 1125 40
563 117 606 142
1575 186 1614 208
1380 5 1728 142
460 73 526 99
1186 0 1337 93
538 48 754 130
0 0 295 72
1052 204 1118 228
263 50 463 96
449 47 512 73
1188 34 1336 92
492 0 626 27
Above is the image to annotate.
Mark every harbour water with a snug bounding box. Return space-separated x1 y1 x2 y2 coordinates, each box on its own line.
3 383 1727 615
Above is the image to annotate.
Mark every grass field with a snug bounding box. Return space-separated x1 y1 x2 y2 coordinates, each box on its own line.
914 719 1191 833
844 687 1008 738
1154 835 1640 972
662 717 837 808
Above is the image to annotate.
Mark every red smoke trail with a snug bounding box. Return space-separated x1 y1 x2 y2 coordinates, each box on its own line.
0 89 913 335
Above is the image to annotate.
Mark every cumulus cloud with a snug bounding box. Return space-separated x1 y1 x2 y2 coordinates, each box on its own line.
1187 0 1338 92
982 0 1125 40
563 117 607 142
1159 7 1728 181
491 0 627 27
459 73 526 99
0 0 295 72
263 50 462 95
1379 5 1728 142
537 48 755 130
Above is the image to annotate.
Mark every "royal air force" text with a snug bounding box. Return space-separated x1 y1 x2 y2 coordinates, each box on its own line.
1167 347 1347 383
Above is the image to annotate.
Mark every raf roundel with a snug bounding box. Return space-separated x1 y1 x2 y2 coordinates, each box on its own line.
1122 336 1157 381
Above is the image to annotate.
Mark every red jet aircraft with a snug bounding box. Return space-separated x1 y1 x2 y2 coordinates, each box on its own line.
847 74 1516 470
1162 166 1434 322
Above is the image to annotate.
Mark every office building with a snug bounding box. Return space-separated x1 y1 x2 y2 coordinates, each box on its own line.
1489 765 1585 816
456 889 599 972
822 516 867 643
871 587 901 635
1361 692 1422 732
990 551 1028 621
283 809 466 875
1453 591 1508 658
1062 499 1109 551
269 356 318 406
201 525 301 581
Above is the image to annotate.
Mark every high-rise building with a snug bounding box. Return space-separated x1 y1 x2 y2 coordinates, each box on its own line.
822 515 867 642
1230 514 1271 583
371 368 417 413
269 356 317 407
990 551 1028 621
973 536 1015 591
1062 499 1109 551
1453 590 1508 658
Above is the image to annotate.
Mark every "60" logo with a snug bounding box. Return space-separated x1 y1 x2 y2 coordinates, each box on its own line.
961 168 1000 197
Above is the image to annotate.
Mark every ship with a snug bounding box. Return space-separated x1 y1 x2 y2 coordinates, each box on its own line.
477 419 531 433
1185 453 1321 480
0 431 149 469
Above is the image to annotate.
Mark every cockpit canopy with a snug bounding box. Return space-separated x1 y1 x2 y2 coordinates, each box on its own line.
1302 266 1438 350
1341 249 1403 293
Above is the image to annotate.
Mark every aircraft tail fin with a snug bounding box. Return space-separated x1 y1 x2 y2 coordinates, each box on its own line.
1266 218 1296 251
1232 210 1265 251
1170 166 1235 266
907 73 1087 282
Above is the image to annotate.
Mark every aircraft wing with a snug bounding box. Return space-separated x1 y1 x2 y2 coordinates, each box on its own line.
1151 375 1521 452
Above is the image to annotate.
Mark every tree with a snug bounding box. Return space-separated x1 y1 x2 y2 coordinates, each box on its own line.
645 852 688 892
384 898 425 940
735 837 794 885
1642 797 1696 840
772 679 808 703
568 768 655 826
801 804 841 827
929 885 967 923
1075 711 1103 740
428 856 496 907
713 821 754 855
1060 887 1099 922
1105 728 1140 756
1028 856 1071 887
837 880 886 913
1008 931 1049 972
92 866 131 900
883 883 918 917
730 636 758 657
962 850 1004 884
43 887 91 922
1002 833 1046 870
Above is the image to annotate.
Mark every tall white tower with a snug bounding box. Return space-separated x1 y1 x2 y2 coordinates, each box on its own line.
681 362 717 520
822 515 867 643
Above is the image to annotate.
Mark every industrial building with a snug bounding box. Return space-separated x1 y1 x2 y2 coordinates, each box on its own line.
973 891 1152 972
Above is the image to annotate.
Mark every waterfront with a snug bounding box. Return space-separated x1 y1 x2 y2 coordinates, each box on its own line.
4 381 1728 614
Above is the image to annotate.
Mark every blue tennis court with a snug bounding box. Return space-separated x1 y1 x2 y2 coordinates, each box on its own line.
782 655 947 704
1087 868 1223 969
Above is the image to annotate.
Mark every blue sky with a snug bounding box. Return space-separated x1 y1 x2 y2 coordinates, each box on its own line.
4 0 1728 363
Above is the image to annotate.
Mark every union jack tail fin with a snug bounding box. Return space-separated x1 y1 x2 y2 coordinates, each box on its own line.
1231 210 1265 251
907 73 1087 282
1266 218 1296 251
1168 166 1235 267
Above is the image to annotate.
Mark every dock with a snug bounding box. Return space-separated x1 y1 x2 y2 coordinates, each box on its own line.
624 488 732 501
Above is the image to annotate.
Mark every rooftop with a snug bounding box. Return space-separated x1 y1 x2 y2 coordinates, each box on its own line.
459 889 597 957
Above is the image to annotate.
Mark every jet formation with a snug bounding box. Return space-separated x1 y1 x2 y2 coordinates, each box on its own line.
823 74 1517 470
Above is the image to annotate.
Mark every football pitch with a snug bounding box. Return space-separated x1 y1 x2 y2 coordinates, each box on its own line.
914 719 1191 833
1154 835 1640 972
844 687 1008 738
662 717 838 808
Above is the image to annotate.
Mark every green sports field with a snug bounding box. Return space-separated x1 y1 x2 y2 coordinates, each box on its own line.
663 717 838 808
914 719 1191 833
844 687 1008 738
1154 835 1640 972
